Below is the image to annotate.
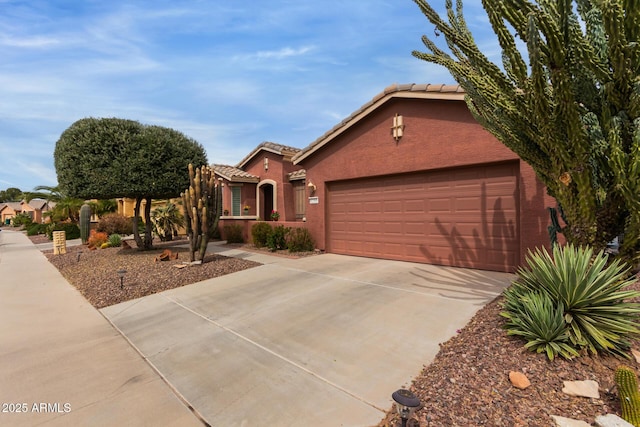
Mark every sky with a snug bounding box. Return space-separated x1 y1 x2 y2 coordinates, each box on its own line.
0 0 499 193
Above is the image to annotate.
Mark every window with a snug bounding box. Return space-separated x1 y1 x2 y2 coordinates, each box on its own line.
231 186 242 216
293 181 306 220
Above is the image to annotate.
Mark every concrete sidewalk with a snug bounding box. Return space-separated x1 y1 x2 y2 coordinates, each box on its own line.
0 230 202 427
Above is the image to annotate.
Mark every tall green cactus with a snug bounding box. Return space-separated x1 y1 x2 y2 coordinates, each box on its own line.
181 164 222 263
615 365 640 426
412 0 640 264
79 204 91 244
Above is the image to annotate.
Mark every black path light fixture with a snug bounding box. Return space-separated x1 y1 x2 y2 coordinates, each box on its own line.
392 388 420 427
117 269 127 290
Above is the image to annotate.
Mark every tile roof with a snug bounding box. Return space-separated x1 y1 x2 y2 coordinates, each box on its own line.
293 83 465 164
288 169 306 180
25 199 49 210
212 164 260 183
236 141 302 169
0 202 23 212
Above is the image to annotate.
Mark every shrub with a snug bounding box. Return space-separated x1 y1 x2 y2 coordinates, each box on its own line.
224 224 244 243
46 223 81 240
96 213 134 236
267 225 289 251
12 212 32 227
286 227 315 252
27 223 48 236
251 222 272 248
87 230 109 248
501 244 640 360
108 233 122 247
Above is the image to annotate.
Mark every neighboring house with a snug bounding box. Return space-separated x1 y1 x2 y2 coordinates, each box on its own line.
214 142 306 221
289 83 555 273
0 199 52 225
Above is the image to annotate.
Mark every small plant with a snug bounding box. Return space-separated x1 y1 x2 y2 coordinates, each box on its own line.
87 230 109 249
108 233 122 247
616 366 640 426
224 224 244 243
251 222 273 248
27 223 48 236
46 222 81 240
270 210 280 221
501 244 640 360
12 212 33 227
96 213 134 236
286 227 315 252
267 225 289 251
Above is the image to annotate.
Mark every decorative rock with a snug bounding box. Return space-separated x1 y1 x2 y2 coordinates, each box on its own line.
562 380 600 399
509 371 531 389
550 415 591 427
632 348 640 365
595 414 635 427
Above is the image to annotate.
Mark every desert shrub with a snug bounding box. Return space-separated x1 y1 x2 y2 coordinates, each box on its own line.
96 213 133 236
286 227 315 252
46 222 81 240
27 223 48 236
108 233 122 247
501 244 640 360
224 224 244 243
87 230 109 248
47 222 80 240
267 225 289 251
12 212 32 227
251 222 272 248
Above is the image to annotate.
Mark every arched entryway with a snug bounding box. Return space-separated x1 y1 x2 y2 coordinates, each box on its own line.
258 180 277 221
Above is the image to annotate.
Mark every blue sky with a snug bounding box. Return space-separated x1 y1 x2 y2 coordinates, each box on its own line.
0 0 497 193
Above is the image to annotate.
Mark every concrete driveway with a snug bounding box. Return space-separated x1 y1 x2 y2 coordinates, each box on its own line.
101 246 513 426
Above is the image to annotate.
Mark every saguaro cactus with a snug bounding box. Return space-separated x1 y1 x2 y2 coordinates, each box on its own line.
79 204 91 244
181 164 222 263
615 365 640 426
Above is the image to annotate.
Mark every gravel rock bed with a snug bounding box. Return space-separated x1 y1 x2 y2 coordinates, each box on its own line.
44 240 261 309
378 287 640 427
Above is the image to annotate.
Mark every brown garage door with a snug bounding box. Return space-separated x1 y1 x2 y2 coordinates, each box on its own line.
326 163 519 272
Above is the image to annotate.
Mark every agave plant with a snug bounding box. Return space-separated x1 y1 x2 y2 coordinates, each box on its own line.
502 244 640 359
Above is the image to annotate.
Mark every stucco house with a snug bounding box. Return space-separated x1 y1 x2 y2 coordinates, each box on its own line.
214 142 306 221
0 199 52 225
287 83 554 273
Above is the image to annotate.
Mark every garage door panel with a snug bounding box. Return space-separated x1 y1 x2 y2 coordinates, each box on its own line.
327 163 519 272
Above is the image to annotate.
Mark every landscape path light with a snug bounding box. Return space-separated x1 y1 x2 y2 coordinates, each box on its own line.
392 388 420 427
117 269 127 290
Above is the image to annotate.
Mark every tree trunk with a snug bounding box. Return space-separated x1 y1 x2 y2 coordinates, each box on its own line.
143 196 153 250
133 196 143 248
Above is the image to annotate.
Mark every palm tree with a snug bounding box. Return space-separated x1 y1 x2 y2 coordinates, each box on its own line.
23 185 83 222
150 202 184 242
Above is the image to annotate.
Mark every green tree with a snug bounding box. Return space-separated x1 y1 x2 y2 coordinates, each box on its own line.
412 0 640 262
0 187 23 202
53 118 207 249
88 199 118 218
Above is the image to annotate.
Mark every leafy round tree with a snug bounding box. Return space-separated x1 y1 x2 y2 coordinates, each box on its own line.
54 117 208 249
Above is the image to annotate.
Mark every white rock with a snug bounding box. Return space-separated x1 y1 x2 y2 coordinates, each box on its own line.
562 380 600 399
595 414 635 427
550 415 591 427
632 348 640 364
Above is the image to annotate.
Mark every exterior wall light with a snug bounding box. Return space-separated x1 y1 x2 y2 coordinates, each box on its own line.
307 181 317 194
391 113 405 141
392 389 420 427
